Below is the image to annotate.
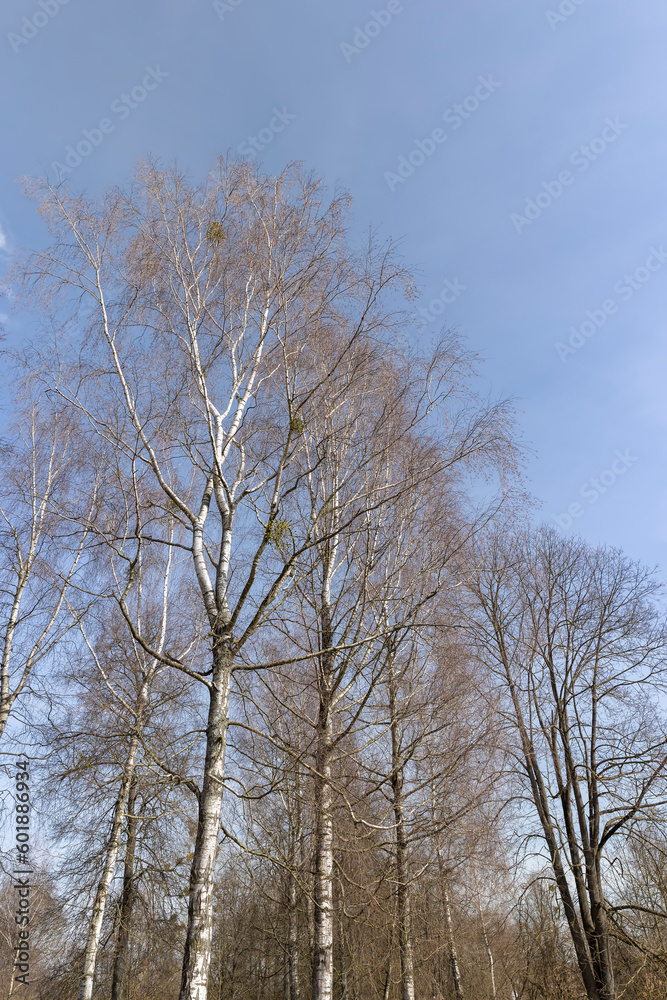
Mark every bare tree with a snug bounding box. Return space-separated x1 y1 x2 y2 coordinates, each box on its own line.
74 532 177 1000
261 336 515 1000
13 158 440 1000
466 526 667 1000
0 402 95 743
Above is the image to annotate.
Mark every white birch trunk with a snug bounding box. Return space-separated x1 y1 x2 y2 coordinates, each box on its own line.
287 872 301 1000
179 645 233 1000
311 704 334 1000
78 729 141 1000
110 777 139 1000
0 584 25 739
474 881 497 1000
481 920 497 1000
382 918 395 1000
442 880 464 1000
389 663 416 1000
77 534 171 1000
287 779 302 1000
311 535 337 1000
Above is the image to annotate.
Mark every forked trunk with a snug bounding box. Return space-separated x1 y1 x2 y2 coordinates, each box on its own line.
590 885 616 1000
179 643 233 1000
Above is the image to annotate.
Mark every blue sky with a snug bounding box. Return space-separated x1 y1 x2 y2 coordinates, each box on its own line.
1 0 666 573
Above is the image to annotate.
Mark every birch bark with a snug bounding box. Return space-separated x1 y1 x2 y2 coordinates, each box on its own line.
388 660 416 1000
110 778 139 1000
78 726 143 1000
311 550 336 1000
179 643 233 1000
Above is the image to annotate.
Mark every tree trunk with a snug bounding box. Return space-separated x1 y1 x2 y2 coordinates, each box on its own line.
0 583 26 741
548 690 614 1000
388 663 415 1000
442 879 464 1000
589 864 616 1000
287 861 301 1000
5 956 16 1000
381 917 395 1000
311 542 338 1000
477 899 496 1000
179 642 233 1000
311 699 334 1000
78 728 142 1000
340 948 349 1000
382 955 392 1000
305 848 315 962
110 777 139 1000
286 767 302 1000
501 665 601 1000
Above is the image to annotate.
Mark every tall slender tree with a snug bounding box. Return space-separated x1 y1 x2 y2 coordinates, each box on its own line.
0 402 95 742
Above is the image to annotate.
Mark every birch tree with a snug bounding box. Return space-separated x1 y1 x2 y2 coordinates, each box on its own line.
14 158 425 1000
260 326 516 1000
0 402 94 743
363 406 516 1000
74 536 178 1000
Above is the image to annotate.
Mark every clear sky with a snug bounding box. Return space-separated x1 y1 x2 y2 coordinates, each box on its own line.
1 0 666 574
